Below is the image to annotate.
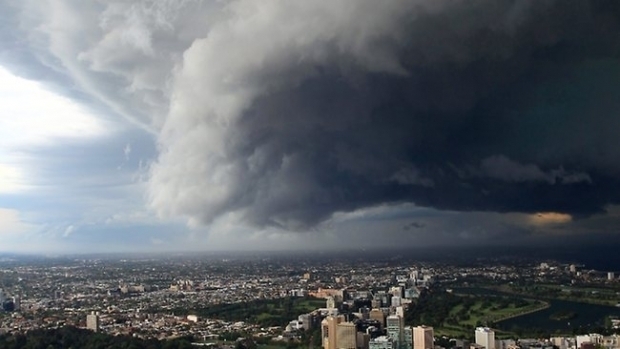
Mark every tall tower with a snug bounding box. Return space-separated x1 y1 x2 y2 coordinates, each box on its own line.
327 296 336 309
413 326 434 349
87 311 100 332
391 296 402 307
403 327 413 349
369 308 385 329
337 322 358 349
321 318 330 349
395 306 405 319
386 315 404 349
322 315 345 349
12 296 20 311
475 327 495 349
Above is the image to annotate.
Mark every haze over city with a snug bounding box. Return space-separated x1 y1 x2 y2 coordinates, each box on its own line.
2 0 620 253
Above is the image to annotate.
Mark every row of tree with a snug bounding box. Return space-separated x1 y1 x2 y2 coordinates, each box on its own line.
0 326 195 349
171 297 323 328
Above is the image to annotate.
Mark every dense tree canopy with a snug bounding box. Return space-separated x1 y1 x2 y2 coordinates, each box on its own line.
0 326 194 349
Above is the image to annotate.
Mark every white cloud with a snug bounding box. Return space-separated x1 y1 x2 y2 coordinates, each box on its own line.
150 238 164 245
0 66 108 148
124 143 132 160
0 163 27 194
0 208 37 236
63 225 76 237
0 65 110 193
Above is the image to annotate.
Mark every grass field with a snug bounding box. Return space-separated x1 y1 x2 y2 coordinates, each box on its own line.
490 284 620 306
172 297 326 328
435 296 548 338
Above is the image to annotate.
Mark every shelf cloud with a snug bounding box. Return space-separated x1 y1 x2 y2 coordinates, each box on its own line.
5 0 620 235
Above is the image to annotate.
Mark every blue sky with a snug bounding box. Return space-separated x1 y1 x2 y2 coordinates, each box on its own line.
2 1 620 253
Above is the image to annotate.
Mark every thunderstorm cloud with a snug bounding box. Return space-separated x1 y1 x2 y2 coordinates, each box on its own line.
4 0 620 237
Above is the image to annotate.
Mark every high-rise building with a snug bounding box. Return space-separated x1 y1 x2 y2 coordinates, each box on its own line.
337 322 358 349
395 306 405 319
475 327 495 349
413 326 434 349
87 312 100 332
327 296 336 309
0 289 4 304
369 309 385 329
387 315 404 349
608 272 615 280
322 318 330 348
391 296 402 307
12 296 20 311
403 327 413 349
322 315 345 349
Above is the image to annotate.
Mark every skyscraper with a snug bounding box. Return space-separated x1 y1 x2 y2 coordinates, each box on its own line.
391 296 402 307
395 306 405 319
337 322 358 349
12 296 20 312
403 327 413 349
87 311 100 332
327 296 336 309
475 327 495 349
322 318 330 348
387 315 404 349
369 308 385 329
413 326 434 349
322 315 345 349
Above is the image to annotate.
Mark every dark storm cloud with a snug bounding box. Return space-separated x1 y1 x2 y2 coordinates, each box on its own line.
403 222 426 231
8 1 620 232
150 0 620 230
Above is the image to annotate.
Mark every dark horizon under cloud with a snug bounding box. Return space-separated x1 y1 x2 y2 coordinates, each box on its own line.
2 0 620 251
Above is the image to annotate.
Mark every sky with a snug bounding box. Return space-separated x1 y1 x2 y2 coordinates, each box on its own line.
1 0 620 253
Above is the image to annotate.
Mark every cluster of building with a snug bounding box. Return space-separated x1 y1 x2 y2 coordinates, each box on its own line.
318 305 434 349
469 327 620 349
0 253 619 347
0 255 439 337
318 322 620 349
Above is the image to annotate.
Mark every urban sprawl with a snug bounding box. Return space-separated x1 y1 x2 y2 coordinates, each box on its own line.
0 254 619 349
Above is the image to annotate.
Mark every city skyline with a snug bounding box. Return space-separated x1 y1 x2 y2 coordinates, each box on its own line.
2 1 620 253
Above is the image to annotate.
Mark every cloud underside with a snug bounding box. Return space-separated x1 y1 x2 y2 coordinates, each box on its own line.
6 0 620 232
